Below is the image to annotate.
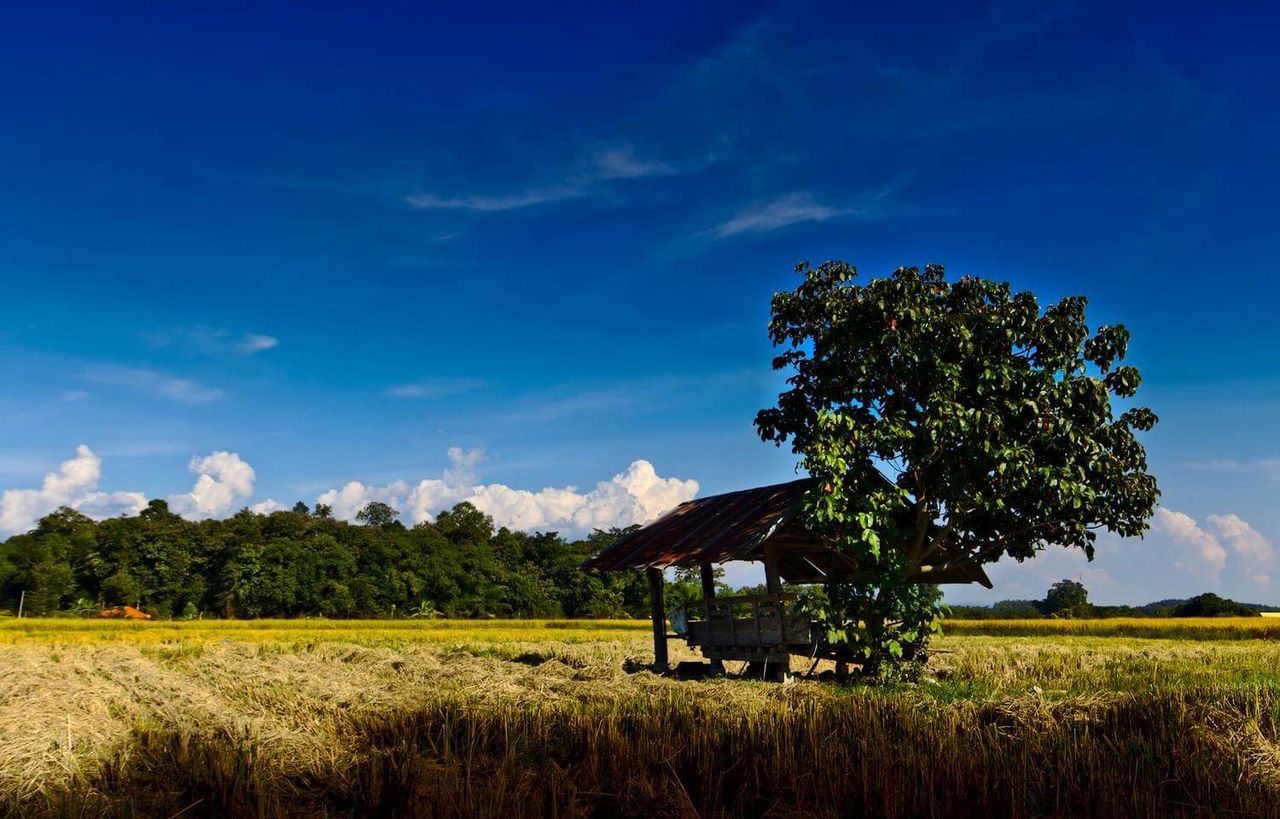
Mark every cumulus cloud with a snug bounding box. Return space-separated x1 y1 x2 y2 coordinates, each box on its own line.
1152 508 1229 579
442 446 485 485
316 480 414 522
956 506 1276 606
0 446 147 535
316 448 698 535
169 452 257 519
0 447 272 532
1209 513 1276 587
250 498 286 515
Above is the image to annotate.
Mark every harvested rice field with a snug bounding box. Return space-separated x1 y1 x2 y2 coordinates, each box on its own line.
3 618 1280 817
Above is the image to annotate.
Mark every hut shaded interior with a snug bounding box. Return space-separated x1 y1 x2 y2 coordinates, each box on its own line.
581 478 992 674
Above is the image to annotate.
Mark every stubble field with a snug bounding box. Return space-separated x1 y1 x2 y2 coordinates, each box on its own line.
2 617 1279 817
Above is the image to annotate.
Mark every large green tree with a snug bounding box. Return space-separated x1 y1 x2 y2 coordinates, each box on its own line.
756 262 1159 675
1042 579 1089 615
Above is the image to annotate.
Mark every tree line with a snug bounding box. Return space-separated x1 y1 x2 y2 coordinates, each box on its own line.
0 499 671 620
947 579 1265 619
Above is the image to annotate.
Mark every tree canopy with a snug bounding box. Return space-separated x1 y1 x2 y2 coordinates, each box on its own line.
1172 593 1261 618
0 502 649 620
756 261 1160 672
1042 579 1089 614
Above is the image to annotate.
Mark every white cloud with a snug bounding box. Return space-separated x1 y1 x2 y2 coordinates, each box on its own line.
442 447 485 486
405 146 678 212
76 490 149 520
169 452 257 519
236 333 279 354
1153 507 1229 579
0 446 147 535
589 146 676 180
250 498 286 515
59 390 90 402
951 507 1278 607
0 447 274 533
1209 513 1275 587
406 185 584 212
1189 458 1280 482
316 448 698 535
81 365 224 405
384 377 485 399
711 192 850 238
316 480 414 522
147 327 279 357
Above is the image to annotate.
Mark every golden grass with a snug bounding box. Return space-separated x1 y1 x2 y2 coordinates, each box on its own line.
4 619 1280 817
0 617 648 646
945 616 1280 641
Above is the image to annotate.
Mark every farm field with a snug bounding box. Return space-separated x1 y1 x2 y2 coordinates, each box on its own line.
3 618 1280 817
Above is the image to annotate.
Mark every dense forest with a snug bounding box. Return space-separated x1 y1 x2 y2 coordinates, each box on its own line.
0 499 709 620
3 501 1265 621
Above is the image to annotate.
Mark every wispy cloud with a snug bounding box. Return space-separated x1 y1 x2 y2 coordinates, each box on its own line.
405 185 585 212
710 192 850 238
81 365 224 405
58 390 90 402
500 370 768 424
147 327 279 357
705 177 912 240
589 146 677 180
385 377 486 399
1187 458 1280 482
236 333 279 354
405 145 683 213
505 385 643 424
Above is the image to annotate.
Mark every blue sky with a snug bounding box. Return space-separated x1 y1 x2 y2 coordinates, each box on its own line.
2 1 1278 603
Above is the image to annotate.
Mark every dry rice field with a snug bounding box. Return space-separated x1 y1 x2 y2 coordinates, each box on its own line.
3 618 1280 817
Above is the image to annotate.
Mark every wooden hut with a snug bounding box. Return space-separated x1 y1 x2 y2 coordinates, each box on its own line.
581 478 992 676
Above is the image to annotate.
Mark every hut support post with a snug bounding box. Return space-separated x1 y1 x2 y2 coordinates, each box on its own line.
762 545 790 682
826 578 849 678
700 562 724 675
763 544 783 595
647 567 668 672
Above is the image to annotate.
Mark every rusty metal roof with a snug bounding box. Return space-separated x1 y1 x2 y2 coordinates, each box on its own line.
581 478 819 572
580 477 993 587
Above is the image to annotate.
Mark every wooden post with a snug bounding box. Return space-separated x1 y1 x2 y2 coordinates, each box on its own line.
700 563 724 675
763 545 783 595
647 567 668 672
762 546 791 681
827 579 849 678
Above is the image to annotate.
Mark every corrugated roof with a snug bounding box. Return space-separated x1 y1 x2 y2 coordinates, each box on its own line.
580 478 817 572
581 477 994 587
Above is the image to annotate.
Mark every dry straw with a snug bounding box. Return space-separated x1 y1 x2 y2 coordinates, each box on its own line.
2 620 1279 817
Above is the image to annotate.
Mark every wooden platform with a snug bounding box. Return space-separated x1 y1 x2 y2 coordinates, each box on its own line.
681 593 818 663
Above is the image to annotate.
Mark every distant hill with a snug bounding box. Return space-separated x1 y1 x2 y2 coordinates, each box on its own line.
1139 597 1277 615
950 593 1279 619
